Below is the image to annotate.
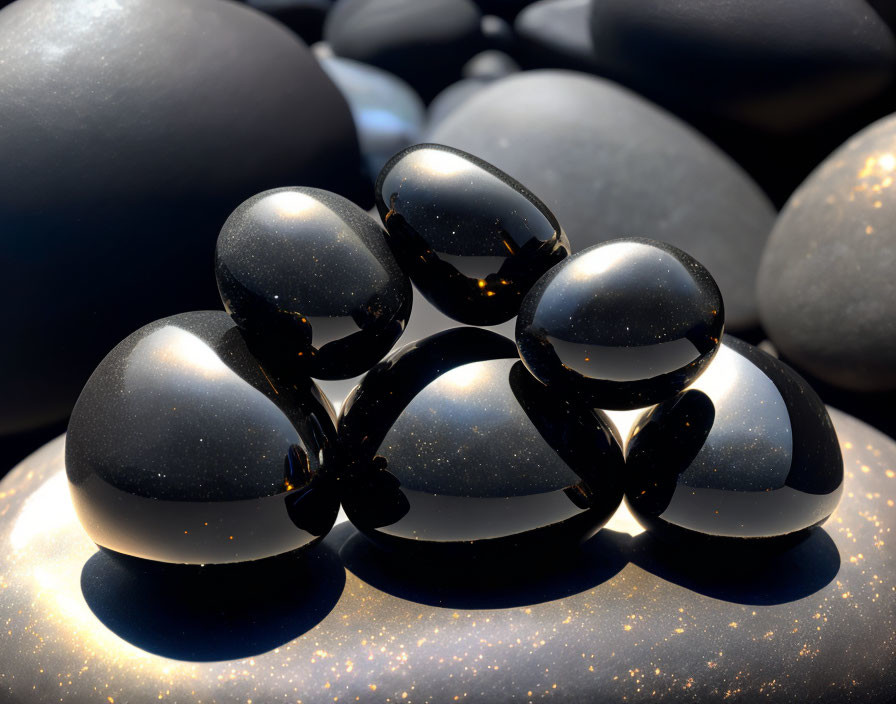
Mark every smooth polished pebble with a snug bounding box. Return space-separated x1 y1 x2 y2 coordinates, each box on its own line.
216 187 412 380
65 312 339 565
758 114 896 392
516 238 724 410
427 71 775 332
318 57 425 183
625 336 844 547
375 143 569 326
0 0 362 436
337 327 625 554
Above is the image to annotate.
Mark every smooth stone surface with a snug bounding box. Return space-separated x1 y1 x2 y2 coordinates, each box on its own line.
0 0 361 436
65 311 339 565
626 336 844 547
517 239 724 410
324 0 483 101
318 57 425 182
1 406 894 701
337 327 625 554
758 114 896 392
427 71 776 331
515 0 600 72
426 77 491 128
462 49 520 80
217 188 412 380
376 143 569 325
588 0 896 132
246 0 333 43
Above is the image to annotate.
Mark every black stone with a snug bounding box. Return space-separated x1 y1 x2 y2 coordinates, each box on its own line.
514 0 601 72
426 78 491 128
375 143 569 326
65 311 340 565
323 0 484 101
758 114 896 392
625 336 844 547
337 327 625 555
426 71 775 331
516 238 724 410
588 0 896 133
0 0 362 436
216 187 412 380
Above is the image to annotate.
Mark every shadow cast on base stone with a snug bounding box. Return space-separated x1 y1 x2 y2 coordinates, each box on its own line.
627 527 841 606
337 527 631 610
80 541 346 662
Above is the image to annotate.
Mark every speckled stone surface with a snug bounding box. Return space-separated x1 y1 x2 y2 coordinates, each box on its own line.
65 311 340 565
427 71 776 332
216 187 412 380
626 336 843 546
516 239 724 410
758 114 896 392
0 407 893 702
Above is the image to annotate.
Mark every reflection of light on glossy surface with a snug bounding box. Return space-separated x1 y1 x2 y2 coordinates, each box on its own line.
266 190 318 218
417 148 468 177
439 361 485 390
1 409 895 702
141 327 230 379
567 242 637 280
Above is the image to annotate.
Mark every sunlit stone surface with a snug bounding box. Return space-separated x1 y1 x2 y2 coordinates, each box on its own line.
625 336 843 546
517 239 724 410
65 312 339 565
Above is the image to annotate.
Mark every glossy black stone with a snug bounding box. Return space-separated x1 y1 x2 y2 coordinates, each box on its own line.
65 311 340 565
625 336 844 547
516 238 724 410
337 327 625 555
216 187 412 380
375 143 570 326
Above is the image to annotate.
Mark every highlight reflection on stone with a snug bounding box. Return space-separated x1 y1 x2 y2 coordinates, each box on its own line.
216 187 412 380
516 238 724 410
625 336 844 547
65 311 340 565
337 327 625 554
375 143 570 326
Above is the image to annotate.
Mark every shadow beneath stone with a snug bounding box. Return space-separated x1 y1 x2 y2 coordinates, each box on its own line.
337 526 630 610
80 542 345 661
628 527 841 605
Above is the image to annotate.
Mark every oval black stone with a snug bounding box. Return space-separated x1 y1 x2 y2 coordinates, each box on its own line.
216 187 412 380
65 311 340 565
625 336 844 548
337 327 625 555
375 143 570 326
516 238 724 410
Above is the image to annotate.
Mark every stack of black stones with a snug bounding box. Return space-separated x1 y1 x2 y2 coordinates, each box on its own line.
64 144 844 569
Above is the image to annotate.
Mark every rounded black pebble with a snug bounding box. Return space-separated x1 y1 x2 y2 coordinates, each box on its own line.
625 335 844 549
216 187 412 380
375 143 570 326
337 327 625 556
65 311 340 565
516 238 724 410
0 0 363 436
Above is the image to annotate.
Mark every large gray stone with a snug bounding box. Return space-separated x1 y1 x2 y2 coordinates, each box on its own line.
427 71 776 331
0 0 361 436
515 0 600 72
758 113 896 392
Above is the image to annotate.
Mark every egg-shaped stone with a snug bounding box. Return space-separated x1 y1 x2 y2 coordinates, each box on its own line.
0 0 363 437
216 187 413 380
625 336 844 548
516 238 724 410
337 327 625 555
65 312 340 565
758 113 896 392
375 143 570 326
426 71 776 332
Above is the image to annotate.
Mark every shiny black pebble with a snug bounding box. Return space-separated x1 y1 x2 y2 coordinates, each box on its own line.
337 327 625 555
516 238 724 410
625 335 844 548
375 143 570 326
216 187 412 380
65 311 340 565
